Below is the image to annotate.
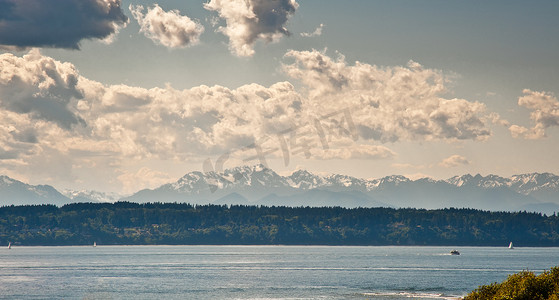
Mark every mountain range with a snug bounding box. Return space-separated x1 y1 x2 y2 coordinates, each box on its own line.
2 165 559 215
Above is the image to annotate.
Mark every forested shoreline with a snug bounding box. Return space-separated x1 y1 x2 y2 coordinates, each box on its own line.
1 202 558 246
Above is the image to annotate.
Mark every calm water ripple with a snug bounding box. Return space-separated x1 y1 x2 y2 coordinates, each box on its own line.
1 245 558 299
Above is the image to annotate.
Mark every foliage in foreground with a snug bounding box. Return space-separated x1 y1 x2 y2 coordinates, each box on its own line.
0 202 559 246
465 267 559 300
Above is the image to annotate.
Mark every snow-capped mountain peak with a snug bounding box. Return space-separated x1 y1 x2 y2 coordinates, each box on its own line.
160 167 559 200
5 166 559 215
324 174 366 189
168 164 289 193
287 169 325 189
445 174 509 188
62 190 123 203
0 175 15 186
509 173 559 195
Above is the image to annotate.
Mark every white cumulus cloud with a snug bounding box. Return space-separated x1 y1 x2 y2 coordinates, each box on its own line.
204 0 299 56
509 89 559 139
313 145 396 160
0 49 499 191
283 49 491 143
439 155 470 168
0 49 495 163
300 24 324 37
130 4 204 49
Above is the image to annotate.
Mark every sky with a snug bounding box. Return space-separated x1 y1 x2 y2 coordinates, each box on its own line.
1 0 559 194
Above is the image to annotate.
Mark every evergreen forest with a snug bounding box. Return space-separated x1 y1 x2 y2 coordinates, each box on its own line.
1 202 558 246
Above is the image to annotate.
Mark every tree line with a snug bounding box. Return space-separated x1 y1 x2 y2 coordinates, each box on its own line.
1 202 558 246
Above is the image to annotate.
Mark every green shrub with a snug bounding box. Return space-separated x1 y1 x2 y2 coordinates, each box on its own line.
465 267 559 300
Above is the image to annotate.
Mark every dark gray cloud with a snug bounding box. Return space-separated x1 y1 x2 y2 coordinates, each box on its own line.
0 0 128 49
10 128 38 144
0 50 85 129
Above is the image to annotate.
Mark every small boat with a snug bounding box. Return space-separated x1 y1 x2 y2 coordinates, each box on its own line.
450 249 460 255
8 242 11 249
509 242 514 249
93 242 96 247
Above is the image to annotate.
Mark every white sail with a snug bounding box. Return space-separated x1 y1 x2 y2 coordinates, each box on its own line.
8 242 11 249
509 242 514 249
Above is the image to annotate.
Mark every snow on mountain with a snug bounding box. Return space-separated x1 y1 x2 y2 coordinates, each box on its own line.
169 164 291 194
286 169 326 189
444 173 559 198
120 165 556 214
372 175 412 190
62 190 123 203
446 174 474 187
509 173 559 195
1 175 15 186
323 173 368 191
224 164 290 188
164 165 419 195
3 167 559 213
133 166 559 199
445 174 510 188
172 171 220 193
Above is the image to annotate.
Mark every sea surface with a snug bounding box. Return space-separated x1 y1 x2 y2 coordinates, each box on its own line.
1 245 558 299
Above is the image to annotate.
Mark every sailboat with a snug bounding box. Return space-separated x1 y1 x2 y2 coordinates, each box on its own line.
93 242 96 247
509 242 514 249
8 242 11 249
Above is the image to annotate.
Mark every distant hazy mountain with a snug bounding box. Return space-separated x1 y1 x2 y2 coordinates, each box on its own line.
123 165 559 214
62 190 123 203
0 175 71 206
123 164 388 207
3 166 559 214
122 165 299 205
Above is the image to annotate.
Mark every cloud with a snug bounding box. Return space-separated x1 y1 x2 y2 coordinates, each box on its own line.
117 167 175 194
130 4 204 49
283 49 492 143
0 109 39 161
403 173 433 180
0 50 497 191
72 64 306 160
314 145 396 160
439 155 470 168
0 50 85 129
300 24 324 37
392 163 427 169
0 49 494 162
509 89 559 139
0 0 128 49
204 0 299 56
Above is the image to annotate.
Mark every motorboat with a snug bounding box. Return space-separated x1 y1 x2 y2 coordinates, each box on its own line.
450 249 460 255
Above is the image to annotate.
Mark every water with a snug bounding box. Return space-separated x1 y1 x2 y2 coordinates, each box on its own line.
1 246 558 299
